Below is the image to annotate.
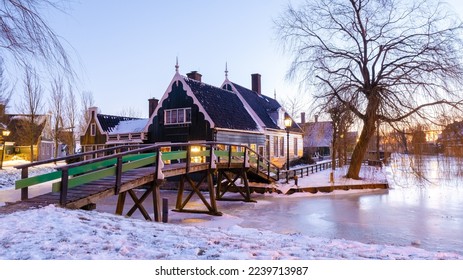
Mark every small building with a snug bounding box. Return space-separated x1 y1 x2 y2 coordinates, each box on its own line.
80 100 156 155
299 114 333 158
1 113 54 161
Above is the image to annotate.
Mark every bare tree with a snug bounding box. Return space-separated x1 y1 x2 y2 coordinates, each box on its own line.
118 107 142 118
278 91 309 121
17 66 44 161
79 90 94 134
49 76 65 158
64 83 78 154
0 58 12 109
276 0 463 179
0 0 73 75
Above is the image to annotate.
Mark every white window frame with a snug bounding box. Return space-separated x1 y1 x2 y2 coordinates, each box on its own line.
164 108 192 125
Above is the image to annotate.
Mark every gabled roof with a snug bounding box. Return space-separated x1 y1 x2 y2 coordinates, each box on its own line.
110 119 148 134
4 114 49 145
97 114 143 133
230 83 281 130
183 77 259 131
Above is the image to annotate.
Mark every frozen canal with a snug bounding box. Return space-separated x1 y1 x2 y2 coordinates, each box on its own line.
96 155 463 255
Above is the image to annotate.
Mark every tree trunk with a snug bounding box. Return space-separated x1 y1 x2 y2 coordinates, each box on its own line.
30 144 34 162
347 116 376 179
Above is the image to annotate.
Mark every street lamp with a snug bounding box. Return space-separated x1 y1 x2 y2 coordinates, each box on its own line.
284 117 292 171
0 128 11 169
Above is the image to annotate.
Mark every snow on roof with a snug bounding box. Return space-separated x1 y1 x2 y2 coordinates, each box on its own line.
109 119 148 134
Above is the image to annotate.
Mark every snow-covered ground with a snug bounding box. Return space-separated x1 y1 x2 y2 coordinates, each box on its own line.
1 159 462 262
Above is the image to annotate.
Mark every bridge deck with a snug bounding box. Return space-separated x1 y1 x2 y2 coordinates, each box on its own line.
0 162 244 215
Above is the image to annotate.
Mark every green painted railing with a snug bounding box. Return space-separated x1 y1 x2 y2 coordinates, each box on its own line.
14 142 281 205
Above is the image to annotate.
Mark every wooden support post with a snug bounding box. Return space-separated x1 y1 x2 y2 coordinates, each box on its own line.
115 156 123 195
126 189 152 220
21 167 28 201
227 146 232 169
115 192 127 215
174 172 222 216
216 170 223 200
241 170 252 202
153 182 162 222
186 146 191 173
207 170 218 213
59 169 69 206
162 198 169 223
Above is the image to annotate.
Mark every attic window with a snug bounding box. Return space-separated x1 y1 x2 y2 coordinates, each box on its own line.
165 108 192 125
90 123 96 136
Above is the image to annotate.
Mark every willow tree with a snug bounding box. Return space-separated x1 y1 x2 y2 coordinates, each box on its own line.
0 0 74 77
276 0 463 179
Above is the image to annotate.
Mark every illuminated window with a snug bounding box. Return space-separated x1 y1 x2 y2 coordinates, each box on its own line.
190 145 205 163
160 146 171 164
164 108 192 125
294 138 298 156
250 144 257 152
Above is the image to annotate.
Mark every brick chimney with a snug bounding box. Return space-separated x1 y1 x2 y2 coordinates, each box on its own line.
301 112 306 124
88 107 98 120
251 73 261 94
186 71 202 82
148 98 159 117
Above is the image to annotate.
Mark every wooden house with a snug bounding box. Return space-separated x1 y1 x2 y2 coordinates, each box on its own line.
80 103 155 155
1 112 54 161
148 68 303 167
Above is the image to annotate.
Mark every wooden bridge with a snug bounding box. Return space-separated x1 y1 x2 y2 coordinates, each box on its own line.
4 142 284 221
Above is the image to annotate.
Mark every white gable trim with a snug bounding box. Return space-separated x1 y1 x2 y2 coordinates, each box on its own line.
150 72 215 128
80 108 107 139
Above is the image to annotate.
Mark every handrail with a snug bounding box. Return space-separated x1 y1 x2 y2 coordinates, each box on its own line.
14 141 282 204
13 144 151 170
282 159 339 183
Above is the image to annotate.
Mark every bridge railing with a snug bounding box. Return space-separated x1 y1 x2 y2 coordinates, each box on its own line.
282 159 338 183
14 141 281 205
14 144 152 200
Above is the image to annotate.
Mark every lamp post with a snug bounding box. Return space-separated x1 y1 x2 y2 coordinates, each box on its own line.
0 129 11 169
284 117 292 171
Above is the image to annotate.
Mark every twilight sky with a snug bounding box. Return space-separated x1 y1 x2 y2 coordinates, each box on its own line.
45 0 304 118
6 0 463 119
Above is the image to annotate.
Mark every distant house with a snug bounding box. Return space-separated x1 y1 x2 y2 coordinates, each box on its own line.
299 115 333 158
148 68 303 167
299 113 358 161
0 110 54 161
80 100 156 154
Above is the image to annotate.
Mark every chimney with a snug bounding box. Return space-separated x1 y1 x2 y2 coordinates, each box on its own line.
148 98 159 117
301 112 306 124
251 73 261 94
315 115 319 123
186 71 202 82
88 106 98 120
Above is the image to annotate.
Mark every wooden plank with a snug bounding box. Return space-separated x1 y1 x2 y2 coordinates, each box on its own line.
15 171 62 189
15 153 155 190
121 154 156 171
161 150 187 161
52 166 117 192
